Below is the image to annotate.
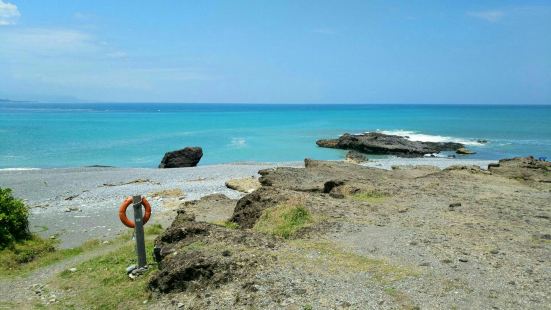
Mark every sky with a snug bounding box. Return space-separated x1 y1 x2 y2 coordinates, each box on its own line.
0 0 550 104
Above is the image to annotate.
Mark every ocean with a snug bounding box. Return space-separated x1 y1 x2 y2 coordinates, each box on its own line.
0 103 550 169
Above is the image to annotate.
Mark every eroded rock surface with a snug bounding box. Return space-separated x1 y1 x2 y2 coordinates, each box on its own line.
151 157 550 309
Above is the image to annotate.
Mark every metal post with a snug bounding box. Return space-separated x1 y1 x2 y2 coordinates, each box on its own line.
132 195 147 268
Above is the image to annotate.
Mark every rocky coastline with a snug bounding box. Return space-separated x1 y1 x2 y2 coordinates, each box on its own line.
149 156 550 309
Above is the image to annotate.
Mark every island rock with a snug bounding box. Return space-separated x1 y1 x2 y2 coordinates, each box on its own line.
316 132 463 157
159 147 203 168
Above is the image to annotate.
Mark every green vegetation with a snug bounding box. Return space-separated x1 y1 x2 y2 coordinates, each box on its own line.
351 190 388 203
0 239 101 277
254 204 312 239
0 188 102 277
145 223 163 235
0 187 31 248
53 240 157 309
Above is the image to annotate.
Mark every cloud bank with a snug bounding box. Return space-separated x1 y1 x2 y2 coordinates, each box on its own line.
0 0 19 25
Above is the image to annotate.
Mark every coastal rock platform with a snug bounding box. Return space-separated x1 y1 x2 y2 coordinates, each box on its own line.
150 157 550 309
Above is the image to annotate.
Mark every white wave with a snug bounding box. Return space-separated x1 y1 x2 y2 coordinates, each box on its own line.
0 167 41 171
378 130 483 146
229 137 247 148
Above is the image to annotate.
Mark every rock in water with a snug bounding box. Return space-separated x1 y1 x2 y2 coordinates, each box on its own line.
159 147 203 168
456 147 476 155
316 132 463 157
345 150 368 164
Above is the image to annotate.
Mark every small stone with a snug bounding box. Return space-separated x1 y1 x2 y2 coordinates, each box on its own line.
490 249 499 254
419 262 430 267
398 207 409 213
103 240 110 244
177 302 185 308
69 267 77 272
126 264 137 274
449 203 461 210
458 258 469 262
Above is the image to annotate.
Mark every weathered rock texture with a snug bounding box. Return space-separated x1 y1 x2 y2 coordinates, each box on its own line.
159 147 203 168
488 156 551 184
316 132 464 157
151 157 550 309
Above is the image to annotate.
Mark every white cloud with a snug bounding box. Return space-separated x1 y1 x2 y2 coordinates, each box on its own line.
467 10 505 22
0 0 20 25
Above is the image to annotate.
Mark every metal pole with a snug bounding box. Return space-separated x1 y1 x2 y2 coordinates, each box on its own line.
132 195 147 268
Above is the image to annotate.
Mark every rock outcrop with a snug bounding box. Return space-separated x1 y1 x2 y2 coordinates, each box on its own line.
159 147 203 168
316 132 463 157
488 156 551 183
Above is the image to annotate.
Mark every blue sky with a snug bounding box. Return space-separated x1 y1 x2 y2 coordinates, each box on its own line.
0 1 550 104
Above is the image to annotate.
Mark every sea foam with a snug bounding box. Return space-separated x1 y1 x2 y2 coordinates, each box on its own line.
378 130 483 146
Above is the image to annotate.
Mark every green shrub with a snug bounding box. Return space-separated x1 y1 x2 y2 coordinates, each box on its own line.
254 204 312 239
0 188 31 249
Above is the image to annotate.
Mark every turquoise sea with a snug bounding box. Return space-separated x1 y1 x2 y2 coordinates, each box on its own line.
0 103 550 169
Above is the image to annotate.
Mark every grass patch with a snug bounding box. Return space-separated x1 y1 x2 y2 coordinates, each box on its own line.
253 204 312 239
145 223 163 236
383 286 417 309
351 190 388 203
0 237 101 277
287 240 418 283
52 240 157 309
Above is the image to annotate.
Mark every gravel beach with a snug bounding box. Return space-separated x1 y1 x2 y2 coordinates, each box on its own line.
0 162 301 248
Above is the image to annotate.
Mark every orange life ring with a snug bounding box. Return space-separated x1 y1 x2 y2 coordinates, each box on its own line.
118 196 151 228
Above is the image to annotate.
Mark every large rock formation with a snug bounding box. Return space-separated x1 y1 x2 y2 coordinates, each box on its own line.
159 147 203 168
316 132 464 157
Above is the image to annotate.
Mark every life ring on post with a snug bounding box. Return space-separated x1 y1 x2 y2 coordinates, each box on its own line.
118 196 151 228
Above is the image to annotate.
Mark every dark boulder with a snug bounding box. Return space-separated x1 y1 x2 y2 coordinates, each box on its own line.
316 132 463 157
159 147 203 168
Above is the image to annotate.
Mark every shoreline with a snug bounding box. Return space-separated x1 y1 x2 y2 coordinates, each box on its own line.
0 157 498 249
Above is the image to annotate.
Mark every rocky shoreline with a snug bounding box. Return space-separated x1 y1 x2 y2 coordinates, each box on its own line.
148 156 550 309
